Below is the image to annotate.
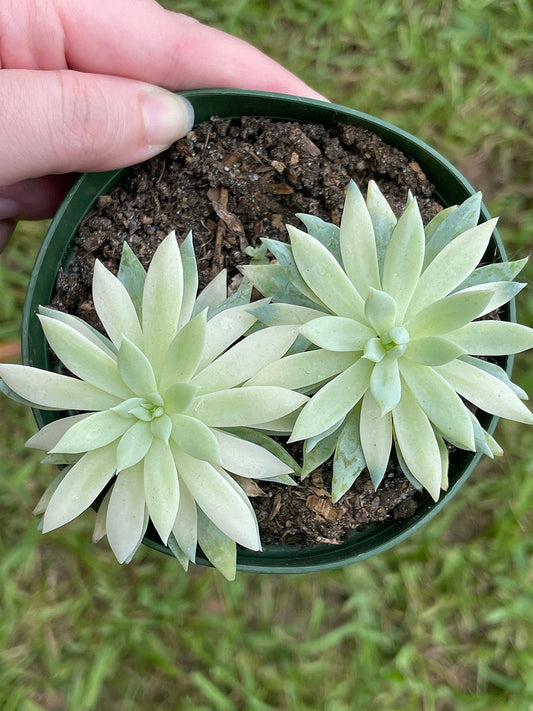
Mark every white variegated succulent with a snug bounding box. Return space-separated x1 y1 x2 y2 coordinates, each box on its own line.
242 180 533 503
0 232 308 579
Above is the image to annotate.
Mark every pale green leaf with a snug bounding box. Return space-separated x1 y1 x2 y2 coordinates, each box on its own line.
26 413 91 451
178 231 199 328
364 289 396 334
405 336 465 365
300 316 373 352
39 315 132 399
424 205 458 241
332 403 366 502
295 213 342 262
1 375 57 410
435 433 449 490
144 438 180 544
339 180 380 298
461 356 527 400
223 426 301 476
240 263 322 309
92 259 143 348
457 282 526 317
170 414 221 463
382 199 425 321
106 463 146 563
42 444 118 532
360 389 392 488
173 446 260 551
456 257 528 290
192 325 298 392
290 358 372 441
448 321 533 355
164 383 198 414
262 238 323 304
408 218 497 316
399 360 475 450
117 336 157 398
246 349 355 390
50 410 130 454
142 232 183 378
33 468 69 516
424 192 482 266
40 453 82 465
199 305 258 370
196 510 236 581
289 226 366 320
189 387 308 428
151 414 172 442
92 486 112 543
392 388 442 501
165 534 189 572
159 309 207 393
405 289 494 338
366 180 397 278
172 478 198 562
117 242 146 321
210 279 253 318
0 364 121 411
362 337 386 363
192 269 227 317
116 421 153 471
38 306 116 357
214 429 293 479
301 430 338 479
436 359 533 425
250 303 326 327
370 356 401 414
468 411 497 458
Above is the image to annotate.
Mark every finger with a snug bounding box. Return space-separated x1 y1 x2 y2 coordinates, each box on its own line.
0 70 195 186
1 0 326 100
0 221 16 252
0 176 76 220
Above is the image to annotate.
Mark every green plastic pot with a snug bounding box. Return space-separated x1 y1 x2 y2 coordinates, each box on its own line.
22 89 514 574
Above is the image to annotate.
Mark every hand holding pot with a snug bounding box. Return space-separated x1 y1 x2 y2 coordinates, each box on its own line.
0 0 324 250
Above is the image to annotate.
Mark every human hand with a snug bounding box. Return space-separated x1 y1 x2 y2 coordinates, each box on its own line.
0 0 325 250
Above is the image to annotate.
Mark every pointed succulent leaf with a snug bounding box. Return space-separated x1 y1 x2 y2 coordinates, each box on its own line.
366 180 397 278
406 289 494 338
456 257 528 290
251 302 327 327
0 375 58 410
240 263 322 309
192 325 298 392
424 192 482 266
408 218 497 316
304 419 344 454
50 410 130 453
117 336 158 397
460 356 527 400
26 413 91 451
178 232 199 328
436 359 533 425
364 288 397 334
360 389 393 489
290 358 372 442
33 468 69 516
192 268 227 317
468 411 497 457
199 305 258 370
246 349 355 390
117 241 146 320
144 438 180 544
295 213 342 263
0 364 121 411
93 486 112 543
456 282 526 317
392 386 442 501
424 205 458 241
399 358 475 450
262 238 322 304
224 426 301 476
142 232 184 377
196 509 236 581
40 453 82 465
42 443 118 532
150 414 172 442
448 321 533 355
382 199 425 321
170 414 220 463
189 386 308 428
370 356 401 414
332 404 366 502
339 180 381 298
92 259 143 348
171 478 198 562
404 336 465 366
301 316 373 352
362 337 386 363
106 463 146 563
301 430 338 479
173 446 260 551
159 309 207 393
164 383 198 414
38 306 116 357
214 429 294 479
38 315 132 399
435 433 450 490
289 225 366 320
116 421 153 471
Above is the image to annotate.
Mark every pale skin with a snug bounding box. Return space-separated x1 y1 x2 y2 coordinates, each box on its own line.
0 0 325 250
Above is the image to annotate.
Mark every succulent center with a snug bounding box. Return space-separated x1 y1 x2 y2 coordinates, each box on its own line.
363 326 410 363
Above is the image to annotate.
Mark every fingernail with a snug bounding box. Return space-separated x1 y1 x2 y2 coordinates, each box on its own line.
141 92 195 150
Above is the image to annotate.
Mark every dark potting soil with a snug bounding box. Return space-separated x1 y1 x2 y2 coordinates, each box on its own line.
51 116 445 549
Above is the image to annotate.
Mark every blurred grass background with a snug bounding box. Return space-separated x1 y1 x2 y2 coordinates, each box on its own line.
1 0 532 709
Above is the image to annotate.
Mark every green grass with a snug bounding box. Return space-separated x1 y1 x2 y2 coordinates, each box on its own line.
1 1 532 709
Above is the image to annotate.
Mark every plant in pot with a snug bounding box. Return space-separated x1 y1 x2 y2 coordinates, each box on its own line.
1 89 532 576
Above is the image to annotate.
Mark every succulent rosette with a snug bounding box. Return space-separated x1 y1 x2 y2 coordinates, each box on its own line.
0 233 308 578
242 180 533 503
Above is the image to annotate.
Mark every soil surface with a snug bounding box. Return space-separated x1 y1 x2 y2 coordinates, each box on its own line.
51 116 445 549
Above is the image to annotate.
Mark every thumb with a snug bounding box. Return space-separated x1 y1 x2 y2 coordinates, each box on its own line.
0 69 195 186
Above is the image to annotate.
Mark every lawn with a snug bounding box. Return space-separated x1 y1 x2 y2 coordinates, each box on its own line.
1 1 532 709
